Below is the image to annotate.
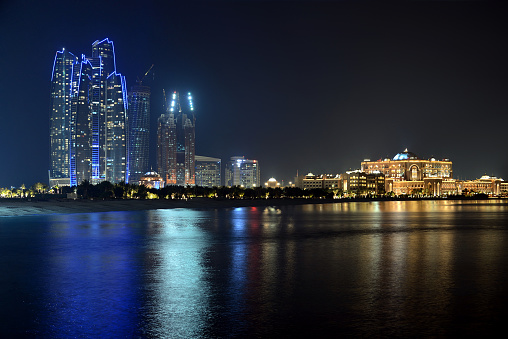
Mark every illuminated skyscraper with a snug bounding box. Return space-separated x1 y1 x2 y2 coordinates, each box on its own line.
49 38 128 186
127 84 150 184
226 156 260 188
49 49 78 187
157 91 195 186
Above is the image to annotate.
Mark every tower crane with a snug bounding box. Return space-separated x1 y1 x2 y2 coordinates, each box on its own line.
136 64 154 86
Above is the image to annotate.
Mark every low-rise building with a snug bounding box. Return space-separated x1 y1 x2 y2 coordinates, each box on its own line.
342 170 385 195
296 173 341 190
139 171 165 189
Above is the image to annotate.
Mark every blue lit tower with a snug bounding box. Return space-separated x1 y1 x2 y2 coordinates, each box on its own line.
49 49 78 187
70 57 93 186
157 91 195 186
88 38 128 184
50 38 128 187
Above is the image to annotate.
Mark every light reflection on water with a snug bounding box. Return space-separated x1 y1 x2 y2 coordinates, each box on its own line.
142 209 211 338
0 201 508 337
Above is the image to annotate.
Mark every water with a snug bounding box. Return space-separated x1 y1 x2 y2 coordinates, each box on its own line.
1 200 508 337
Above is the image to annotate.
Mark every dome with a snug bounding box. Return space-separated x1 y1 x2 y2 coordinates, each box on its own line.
393 148 418 161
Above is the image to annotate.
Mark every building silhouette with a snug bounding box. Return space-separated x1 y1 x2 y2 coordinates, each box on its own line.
157 91 195 186
49 38 128 186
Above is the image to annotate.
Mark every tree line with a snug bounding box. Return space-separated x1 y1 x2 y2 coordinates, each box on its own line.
73 181 340 200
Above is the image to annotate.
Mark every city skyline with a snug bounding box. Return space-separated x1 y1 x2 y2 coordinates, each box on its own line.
1 1 507 187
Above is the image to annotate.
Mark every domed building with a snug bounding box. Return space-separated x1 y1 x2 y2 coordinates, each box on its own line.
392 149 419 161
139 171 165 189
362 149 452 181
264 177 280 188
361 149 454 196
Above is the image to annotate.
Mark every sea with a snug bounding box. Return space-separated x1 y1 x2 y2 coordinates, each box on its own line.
1 200 508 338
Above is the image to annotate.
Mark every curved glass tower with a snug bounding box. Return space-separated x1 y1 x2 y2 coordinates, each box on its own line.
127 85 151 184
49 38 128 186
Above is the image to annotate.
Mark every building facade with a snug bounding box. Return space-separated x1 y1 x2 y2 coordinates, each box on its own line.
127 85 150 184
157 91 196 186
226 156 260 188
361 149 453 181
195 155 221 187
139 171 164 189
361 149 453 196
341 170 385 195
296 173 341 190
49 49 78 187
49 38 128 186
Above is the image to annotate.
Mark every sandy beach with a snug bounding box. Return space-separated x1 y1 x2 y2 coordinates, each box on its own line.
0 198 337 217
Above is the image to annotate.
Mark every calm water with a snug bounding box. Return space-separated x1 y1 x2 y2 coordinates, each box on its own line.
1 200 508 337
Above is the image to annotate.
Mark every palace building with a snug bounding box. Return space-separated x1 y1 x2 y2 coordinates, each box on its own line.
361 149 452 181
361 149 454 196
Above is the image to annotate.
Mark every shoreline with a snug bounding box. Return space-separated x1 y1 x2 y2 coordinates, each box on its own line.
1 196 507 217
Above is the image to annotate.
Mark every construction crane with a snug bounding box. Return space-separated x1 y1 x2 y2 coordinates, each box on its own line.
162 89 167 112
136 64 154 86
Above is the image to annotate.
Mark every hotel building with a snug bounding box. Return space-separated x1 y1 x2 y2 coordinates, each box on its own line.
49 38 128 186
157 91 196 186
361 149 454 196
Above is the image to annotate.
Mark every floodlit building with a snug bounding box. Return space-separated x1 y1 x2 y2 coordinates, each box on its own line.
341 170 385 195
265 177 280 188
362 149 453 196
128 84 151 184
226 156 260 188
361 149 453 181
49 38 128 186
461 175 504 196
157 91 196 186
139 171 164 189
296 173 341 190
195 155 221 187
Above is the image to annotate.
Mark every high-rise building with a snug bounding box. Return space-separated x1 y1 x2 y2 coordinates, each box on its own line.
127 84 150 184
49 49 78 187
49 38 128 186
157 91 196 186
195 155 221 187
226 156 260 188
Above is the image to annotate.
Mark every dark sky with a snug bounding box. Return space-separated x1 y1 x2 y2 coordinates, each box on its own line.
1 0 507 188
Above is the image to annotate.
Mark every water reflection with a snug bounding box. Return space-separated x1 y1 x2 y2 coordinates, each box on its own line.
1 201 508 337
142 209 211 338
42 211 145 337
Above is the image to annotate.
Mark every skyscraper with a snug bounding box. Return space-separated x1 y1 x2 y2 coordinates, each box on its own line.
226 156 260 188
157 91 196 186
127 84 150 184
49 49 78 187
49 38 128 186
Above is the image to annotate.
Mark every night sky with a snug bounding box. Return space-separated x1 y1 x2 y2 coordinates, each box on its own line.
1 1 507 188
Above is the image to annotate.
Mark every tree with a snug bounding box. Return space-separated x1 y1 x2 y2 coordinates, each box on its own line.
31 182 48 194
